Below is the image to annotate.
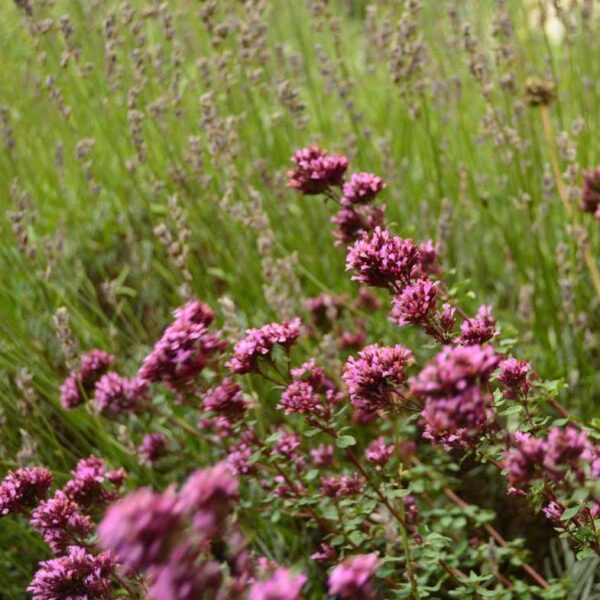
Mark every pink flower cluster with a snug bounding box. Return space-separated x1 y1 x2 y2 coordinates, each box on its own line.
27 546 116 600
506 427 598 494
0 456 127 597
99 487 182 572
59 349 114 409
137 432 168 465
346 227 421 289
320 473 364 498
202 378 248 418
139 300 226 390
342 172 385 205
288 146 391 245
332 203 386 246
391 277 438 326
412 344 501 447
226 318 301 374
498 357 532 399
278 360 340 420
328 553 380 599
287 146 348 195
93 372 149 417
60 456 125 511
30 497 93 554
98 461 307 598
248 567 307 600
0 467 52 516
343 343 413 415
458 305 498 345
581 166 600 218
365 436 395 466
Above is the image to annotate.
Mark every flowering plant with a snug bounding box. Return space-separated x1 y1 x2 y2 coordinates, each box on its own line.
4 146 600 599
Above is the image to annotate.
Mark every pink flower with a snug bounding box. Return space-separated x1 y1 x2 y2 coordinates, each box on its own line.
202 378 247 417
439 304 457 334
98 488 182 572
291 359 341 402
420 386 493 448
542 502 564 523
93 372 149 417
60 349 115 409
342 172 385 204
332 204 386 246
288 145 348 195
272 432 302 460
226 318 302 374
581 166 600 216
343 343 413 414
320 474 364 498
138 300 226 390
544 426 592 483
137 433 168 466
279 379 325 417
311 443 334 467
148 544 222 600
30 496 93 554
391 278 438 326
311 542 337 563
179 463 239 537
346 227 421 289
0 466 52 516
28 546 115 600
498 358 531 399
412 345 501 448
339 329 367 350
504 432 546 492
227 441 256 475
411 344 501 399
365 437 395 466
355 288 382 312
248 567 307 600
458 305 498 345
404 495 420 526
415 240 440 277
60 456 125 510
328 553 380 599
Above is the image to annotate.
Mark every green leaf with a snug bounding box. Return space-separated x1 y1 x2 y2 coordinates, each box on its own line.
336 435 357 448
561 506 580 521
265 432 282 444
302 428 321 438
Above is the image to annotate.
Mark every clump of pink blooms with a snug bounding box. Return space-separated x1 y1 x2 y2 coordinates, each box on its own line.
93 372 149 417
581 166 600 218
346 227 421 289
248 567 307 600
137 432 168 465
30 496 93 554
27 546 116 600
202 378 248 418
365 437 395 466
328 553 381 599
98 487 183 572
287 145 348 195
0 467 52 516
60 456 126 511
226 318 301 374
343 343 413 415
138 300 226 391
498 357 532 399
411 344 501 448
60 349 114 409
